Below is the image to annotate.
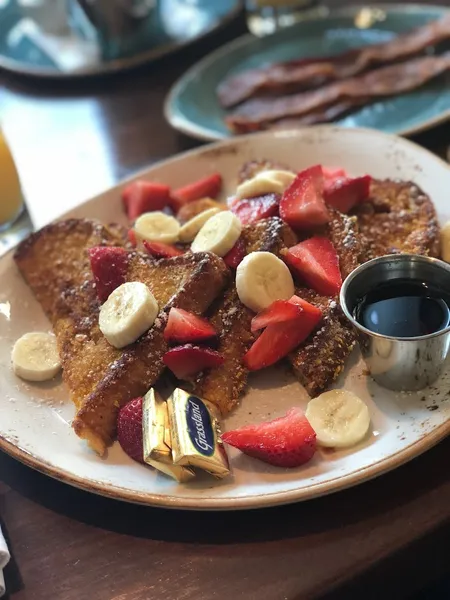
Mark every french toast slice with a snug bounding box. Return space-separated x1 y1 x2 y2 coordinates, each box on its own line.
15 219 229 454
287 209 364 397
354 179 440 258
192 217 296 415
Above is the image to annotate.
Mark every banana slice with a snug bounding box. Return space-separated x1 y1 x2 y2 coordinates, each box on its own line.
134 212 180 244
235 169 296 200
178 207 222 243
305 390 371 448
236 251 295 312
191 211 241 257
12 332 61 382
440 220 450 262
99 282 159 348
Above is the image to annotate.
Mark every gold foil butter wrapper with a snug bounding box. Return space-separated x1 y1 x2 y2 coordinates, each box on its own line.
142 389 195 483
167 388 230 479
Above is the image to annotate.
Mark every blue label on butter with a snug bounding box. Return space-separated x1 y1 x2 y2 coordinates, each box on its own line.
186 395 215 456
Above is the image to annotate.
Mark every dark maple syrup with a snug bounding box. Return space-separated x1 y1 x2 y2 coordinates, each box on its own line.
353 279 450 338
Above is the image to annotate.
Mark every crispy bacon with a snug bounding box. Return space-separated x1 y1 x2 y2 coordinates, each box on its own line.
226 54 450 133
218 15 450 108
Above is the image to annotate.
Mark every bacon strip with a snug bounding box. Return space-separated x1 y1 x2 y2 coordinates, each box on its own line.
226 54 450 133
218 15 450 108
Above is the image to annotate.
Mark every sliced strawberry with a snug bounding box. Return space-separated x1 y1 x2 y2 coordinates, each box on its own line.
170 173 222 212
117 397 144 463
279 165 330 230
143 240 184 259
222 407 316 468
127 228 137 247
223 237 246 269
322 166 348 184
244 302 322 370
227 195 240 210
285 236 342 296
324 175 371 213
231 193 279 225
122 181 171 221
251 299 303 333
163 345 224 379
164 308 216 344
89 246 128 303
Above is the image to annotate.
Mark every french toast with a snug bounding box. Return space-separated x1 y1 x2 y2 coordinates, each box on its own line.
192 217 296 414
15 219 229 454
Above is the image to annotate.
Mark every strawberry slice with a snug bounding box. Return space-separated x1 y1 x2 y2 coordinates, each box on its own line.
117 397 144 463
223 237 246 269
122 181 171 221
164 308 216 344
163 345 224 379
324 175 371 214
143 240 184 259
322 166 348 185
285 236 342 296
222 407 316 468
170 173 222 212
251 298 303 333
279 165 330 230
244 300 322 370
89 246 128 303
231 193 279 225
127 229 137 248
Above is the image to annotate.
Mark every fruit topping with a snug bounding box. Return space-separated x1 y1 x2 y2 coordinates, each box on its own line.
117 397 145 463
163 345 224 379
222 407 316 468
164 308 216 344
177 198 225 223
223 236 246 269
305 390 370 448
251 298 303 333
191 211 241 257
170 173 222 211
12 332 61 382
284 236 342 296
99 282 159 349
235 170 296 199
89 246 128 303
231 193 279 225
143 240 184 258
121 181 171 221
324 175 371 213
236 251 294 313
279 165 330 229
322 166 348 184
134 211 180 244
179 207 222 243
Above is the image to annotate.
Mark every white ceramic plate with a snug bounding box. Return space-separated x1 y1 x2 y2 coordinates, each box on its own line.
1 127 449 510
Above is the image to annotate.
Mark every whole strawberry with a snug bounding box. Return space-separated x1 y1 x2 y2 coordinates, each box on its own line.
117 397 144 463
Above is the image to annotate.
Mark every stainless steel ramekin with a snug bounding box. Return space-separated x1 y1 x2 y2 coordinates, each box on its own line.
340 254 450 391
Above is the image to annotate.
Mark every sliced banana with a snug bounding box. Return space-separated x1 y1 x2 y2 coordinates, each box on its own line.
99 282 159 349
178 207 222 243
134 211 180 244
12 332 61 382
305 390 371 449
236 251 295 312
235 169 296 200
191 211 241 257
440 220 450 262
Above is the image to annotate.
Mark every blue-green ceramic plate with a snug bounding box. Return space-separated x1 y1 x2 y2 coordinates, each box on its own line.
0 0 241 77
165 3 450 140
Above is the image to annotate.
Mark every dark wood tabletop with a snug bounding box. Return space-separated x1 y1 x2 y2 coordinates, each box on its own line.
1 1 449 599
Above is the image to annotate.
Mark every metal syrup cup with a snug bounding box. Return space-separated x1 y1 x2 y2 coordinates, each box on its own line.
340 254 450 392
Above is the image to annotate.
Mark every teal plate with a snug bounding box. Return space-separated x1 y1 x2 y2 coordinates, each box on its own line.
0 0 241 77
165 3 450 140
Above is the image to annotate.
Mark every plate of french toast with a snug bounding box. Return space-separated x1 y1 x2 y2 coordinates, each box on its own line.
1 126 449 509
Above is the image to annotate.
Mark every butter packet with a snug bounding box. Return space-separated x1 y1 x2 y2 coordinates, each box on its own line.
167 388 230 479
142 388 195 483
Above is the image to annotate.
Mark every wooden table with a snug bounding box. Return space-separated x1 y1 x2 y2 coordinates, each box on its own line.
1 2 449 598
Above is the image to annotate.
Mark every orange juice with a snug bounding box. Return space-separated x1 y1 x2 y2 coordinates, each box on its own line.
0 129 23 228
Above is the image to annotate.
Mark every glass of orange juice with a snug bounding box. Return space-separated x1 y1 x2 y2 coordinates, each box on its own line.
0 129 24 232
